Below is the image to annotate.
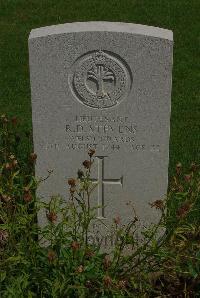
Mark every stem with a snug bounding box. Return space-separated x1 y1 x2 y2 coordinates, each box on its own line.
85 156 93 247
119 215 164 277
112 219 137 273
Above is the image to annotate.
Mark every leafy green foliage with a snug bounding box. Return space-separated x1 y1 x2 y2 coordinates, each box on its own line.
0 115 200 297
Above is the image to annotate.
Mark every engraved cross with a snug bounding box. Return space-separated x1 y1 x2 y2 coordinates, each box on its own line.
90 156 123 218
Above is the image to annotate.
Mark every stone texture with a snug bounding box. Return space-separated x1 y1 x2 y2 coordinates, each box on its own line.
29 22 173 243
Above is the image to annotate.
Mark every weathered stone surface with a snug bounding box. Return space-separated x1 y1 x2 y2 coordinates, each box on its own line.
29 22 173 243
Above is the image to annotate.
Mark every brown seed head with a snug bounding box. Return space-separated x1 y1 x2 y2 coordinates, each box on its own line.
76 265 84 273
11 117 18 126
82 160 92 169
1 194 12 203
103 255 111 270
0 229 9 245
24 191 32 203
176 162 182 175
47 211 57 223
184 174 192 183
176 202 191 219
47 250 56 262
68 178 76 187
85 249 95 259
177 185 184 192
30 153 37 162
85 280 93 288
70 186 76 194
103 275 112 287
117 279 128 289
113 216 121 225
12 159 18 167
150 199 164 210
88 148 96 157
24 186 29 192
190 162 199 172
1 114 8 123
5 163 12 170
71 241 80 251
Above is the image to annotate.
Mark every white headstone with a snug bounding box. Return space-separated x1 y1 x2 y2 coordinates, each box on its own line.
29 22 173 241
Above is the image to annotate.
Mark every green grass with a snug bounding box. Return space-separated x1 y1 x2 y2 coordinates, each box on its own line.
0 0 199 175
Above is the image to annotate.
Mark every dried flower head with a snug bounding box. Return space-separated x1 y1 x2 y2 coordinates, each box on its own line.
24 186 30 192
12 159 18 167
71 241 80 251
117 280 128 289
184 174 192 183
176 202 191 219
84 248 95 259
1 114 8 123
190 162 199 172
103 255 111 270
82 160 92 169
76 265 84 273
85 280 93 288
176 162 182 175
103 275 112 287
47 211 57 223
68 178 76 187
88 148 95 157
0 229 9 246
70 186 76 194
24 190 32 203
150 199 164 210
9 154 18 167
177 185 184 192
47 250 56 262
5 163 12 170
1 194 12 203
11 116 18 126
113 216 121 225
30 153 37 162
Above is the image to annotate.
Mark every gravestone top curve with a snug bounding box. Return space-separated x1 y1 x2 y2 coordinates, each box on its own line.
29 21 173 41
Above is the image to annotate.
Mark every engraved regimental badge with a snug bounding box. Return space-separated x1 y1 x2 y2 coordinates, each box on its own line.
69 50 132 109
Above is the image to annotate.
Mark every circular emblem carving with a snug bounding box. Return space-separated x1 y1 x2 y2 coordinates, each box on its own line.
69 50 132 109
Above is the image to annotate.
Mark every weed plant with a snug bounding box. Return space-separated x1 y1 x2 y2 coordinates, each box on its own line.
0 115 200 297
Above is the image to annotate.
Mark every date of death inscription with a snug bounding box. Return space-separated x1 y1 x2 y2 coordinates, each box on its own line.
42 115 161 153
